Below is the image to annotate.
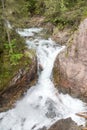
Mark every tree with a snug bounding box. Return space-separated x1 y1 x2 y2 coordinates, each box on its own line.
1 0 13 54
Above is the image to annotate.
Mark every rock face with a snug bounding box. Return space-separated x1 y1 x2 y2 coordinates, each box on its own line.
48 118 81 130
53 18 87 101
52 28 71 45
0 58 37 112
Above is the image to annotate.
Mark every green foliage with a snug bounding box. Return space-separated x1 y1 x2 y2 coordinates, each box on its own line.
10 53 23 65
0 24 26 90
4 0 87 28
4 39 23 65
44 0 61 17
33 0 87 28
26 0 36 14
4 39 16 50
0 0 36 91
35 0 45 15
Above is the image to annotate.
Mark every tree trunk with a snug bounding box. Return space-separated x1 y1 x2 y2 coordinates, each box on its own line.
1 0 13 54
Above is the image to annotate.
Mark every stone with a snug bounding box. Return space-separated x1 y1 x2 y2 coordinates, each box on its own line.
53 18 87 101
45 98 57 119
52 28 71 45
0 58 37 112
48 118 82 130
38 126 47 130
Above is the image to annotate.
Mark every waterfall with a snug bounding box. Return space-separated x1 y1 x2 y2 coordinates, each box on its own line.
0 28 86 130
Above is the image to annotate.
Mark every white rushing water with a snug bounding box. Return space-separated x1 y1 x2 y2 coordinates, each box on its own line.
0 28 87 130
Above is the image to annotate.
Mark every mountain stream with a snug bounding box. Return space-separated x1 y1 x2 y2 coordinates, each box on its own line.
0 28 87 130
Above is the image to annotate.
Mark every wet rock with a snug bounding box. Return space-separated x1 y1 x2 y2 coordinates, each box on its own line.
48 118 82 130
53 18 87 101
0 58 37 112
38 126 47 130
39 64 43 71
45 98 57 119
31 124 37 130
46 110 56 119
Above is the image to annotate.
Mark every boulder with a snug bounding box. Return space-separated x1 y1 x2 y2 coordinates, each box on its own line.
52 28 71 45
0 58 37 112
53 18 87 101
48 118 81 130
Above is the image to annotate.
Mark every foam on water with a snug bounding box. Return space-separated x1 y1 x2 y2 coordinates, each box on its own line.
17 28 42 37
0 28 87 130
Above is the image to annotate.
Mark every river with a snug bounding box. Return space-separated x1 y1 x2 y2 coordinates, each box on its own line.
0 28 87 130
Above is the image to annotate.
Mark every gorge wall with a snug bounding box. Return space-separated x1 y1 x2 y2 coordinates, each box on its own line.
53 18 87 101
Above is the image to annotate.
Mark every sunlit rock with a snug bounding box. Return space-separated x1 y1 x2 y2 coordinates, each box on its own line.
53 18 87 101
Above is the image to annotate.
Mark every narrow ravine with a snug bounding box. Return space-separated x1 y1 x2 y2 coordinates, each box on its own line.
0 28 87 130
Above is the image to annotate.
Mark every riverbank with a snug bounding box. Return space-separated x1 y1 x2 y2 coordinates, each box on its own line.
53 18 87 102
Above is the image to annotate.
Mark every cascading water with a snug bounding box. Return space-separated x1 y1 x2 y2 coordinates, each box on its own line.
0 28 87 130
